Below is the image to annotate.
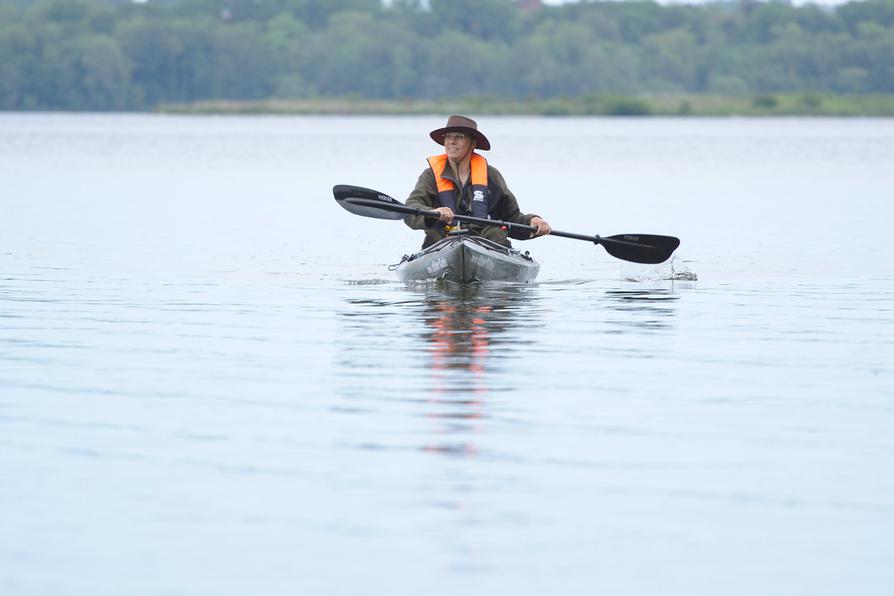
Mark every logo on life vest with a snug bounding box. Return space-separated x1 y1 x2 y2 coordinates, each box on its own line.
473 190 485 202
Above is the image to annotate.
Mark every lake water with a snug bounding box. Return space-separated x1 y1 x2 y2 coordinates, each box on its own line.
2 114 893 595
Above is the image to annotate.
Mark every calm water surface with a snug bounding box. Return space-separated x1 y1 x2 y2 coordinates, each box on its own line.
2 114 893 595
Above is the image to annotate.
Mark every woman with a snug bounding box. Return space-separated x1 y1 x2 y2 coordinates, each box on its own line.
404 115 551 248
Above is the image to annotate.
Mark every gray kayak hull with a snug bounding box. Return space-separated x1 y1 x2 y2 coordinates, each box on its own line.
395 235 539 284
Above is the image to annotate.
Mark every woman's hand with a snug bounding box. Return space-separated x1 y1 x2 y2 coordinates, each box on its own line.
530 216 551 237
434 207 455 223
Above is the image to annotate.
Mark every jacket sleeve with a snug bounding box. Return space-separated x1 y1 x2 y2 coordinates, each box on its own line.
489 166 539 240
404 168 441 230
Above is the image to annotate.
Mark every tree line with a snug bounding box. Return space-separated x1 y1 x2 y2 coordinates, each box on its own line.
1 0 893 111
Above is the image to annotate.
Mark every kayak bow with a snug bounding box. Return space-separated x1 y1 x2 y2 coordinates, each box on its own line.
394 233 539 284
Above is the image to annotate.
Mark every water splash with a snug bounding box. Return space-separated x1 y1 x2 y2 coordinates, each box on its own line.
621 255 698 282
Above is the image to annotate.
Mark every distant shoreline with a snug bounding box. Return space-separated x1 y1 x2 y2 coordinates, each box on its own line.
154 94 894 117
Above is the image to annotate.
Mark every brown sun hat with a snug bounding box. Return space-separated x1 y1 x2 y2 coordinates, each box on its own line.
429 115 491 151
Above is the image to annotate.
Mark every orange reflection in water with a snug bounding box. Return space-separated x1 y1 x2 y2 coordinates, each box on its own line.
422 298 499 458
430 302 493 390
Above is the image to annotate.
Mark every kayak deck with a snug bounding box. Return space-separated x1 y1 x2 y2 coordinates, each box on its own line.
394 234 539 284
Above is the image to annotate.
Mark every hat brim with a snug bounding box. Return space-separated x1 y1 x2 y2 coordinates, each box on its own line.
429 126 491 151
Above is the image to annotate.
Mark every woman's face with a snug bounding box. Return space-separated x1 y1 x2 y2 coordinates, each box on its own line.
444 132 475 161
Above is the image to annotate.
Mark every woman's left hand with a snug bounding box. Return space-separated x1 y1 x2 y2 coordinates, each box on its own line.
530 216 551 237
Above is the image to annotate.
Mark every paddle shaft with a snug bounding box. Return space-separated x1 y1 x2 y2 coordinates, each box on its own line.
345 197 639 246
336 188 679 263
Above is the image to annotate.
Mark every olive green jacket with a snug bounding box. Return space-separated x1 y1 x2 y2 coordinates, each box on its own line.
404 162 539 248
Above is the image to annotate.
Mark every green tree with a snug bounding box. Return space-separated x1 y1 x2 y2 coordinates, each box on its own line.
304 12 421 98
80 35 134 109
1 0 892 109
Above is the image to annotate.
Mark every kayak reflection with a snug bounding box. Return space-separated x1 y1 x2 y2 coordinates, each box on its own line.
336 284 538 458
336 283 537 385
417 284 536 387
414 284 537 457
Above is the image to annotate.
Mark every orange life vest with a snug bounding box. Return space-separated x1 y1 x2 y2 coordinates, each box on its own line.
427 153 491 221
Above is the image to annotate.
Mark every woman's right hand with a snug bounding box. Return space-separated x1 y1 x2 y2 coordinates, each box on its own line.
433 207 455 223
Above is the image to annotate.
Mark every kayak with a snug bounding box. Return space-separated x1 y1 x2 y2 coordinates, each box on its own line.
395 234 539 284
394 233 539 284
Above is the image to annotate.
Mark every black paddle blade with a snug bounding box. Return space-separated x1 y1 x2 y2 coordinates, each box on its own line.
600 234 681 264
333 185 405 220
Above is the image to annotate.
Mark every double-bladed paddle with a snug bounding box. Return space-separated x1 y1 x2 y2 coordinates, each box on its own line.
333 184 680 265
